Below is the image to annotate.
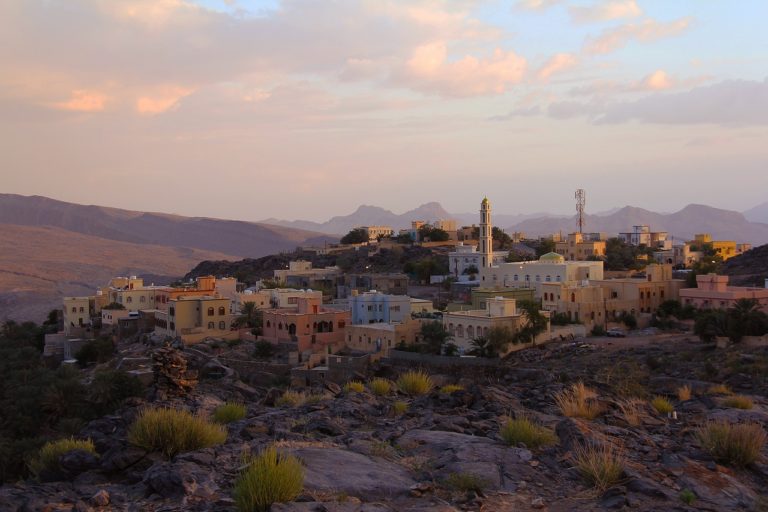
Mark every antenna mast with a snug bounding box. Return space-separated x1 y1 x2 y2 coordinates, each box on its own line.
575 189 586 234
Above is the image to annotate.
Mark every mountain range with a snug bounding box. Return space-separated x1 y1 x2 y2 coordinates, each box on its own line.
0 194 336 322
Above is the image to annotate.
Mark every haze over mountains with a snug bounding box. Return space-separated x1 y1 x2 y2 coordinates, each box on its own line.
264 201 768 246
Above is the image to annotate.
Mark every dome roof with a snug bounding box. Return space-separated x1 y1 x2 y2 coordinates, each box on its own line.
539 252 565 262
481 196 489 205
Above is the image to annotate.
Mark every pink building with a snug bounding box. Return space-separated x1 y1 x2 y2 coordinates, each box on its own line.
262 296 350 353
679 274 768 312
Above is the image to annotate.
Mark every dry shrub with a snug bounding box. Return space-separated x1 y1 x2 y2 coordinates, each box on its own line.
212 402 247 424
368 378 392 396
651 396 674 414
500 416 557 449
573 442 625 491
440 384 464 394
392 401 409 416
343 380 365 393
723 395 754 410
554 382 603 420
677 385 692 401
617 399 643 426
276 390 306 407
28 438 97 477
128 408 226 458
444 472 490 493
707 384 733 395
396 370 433 396
234 445 304 512
697 421 766 467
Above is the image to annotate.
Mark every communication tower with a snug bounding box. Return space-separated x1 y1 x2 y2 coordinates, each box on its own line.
575 189 586 234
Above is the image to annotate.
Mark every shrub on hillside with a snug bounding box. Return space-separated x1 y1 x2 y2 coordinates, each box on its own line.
275 390 306 407
573 443 625 491
396 370 433 396
234 445 304 512
554 382 603 420
28 438 96 477
128 408 226 458
500 417 557 449
213 402 247 424
343 380 365 393
369 378 392 396
698 421 766 467
723 395 754 410
651 396 674 414
75 338 115 367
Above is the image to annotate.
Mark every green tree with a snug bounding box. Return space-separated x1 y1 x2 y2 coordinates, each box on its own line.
512 301 549 345
102 302 126 310
694 309 728 343
535 239 556 258
418 225 450 242
492 227 512 249
726 298 768 342
420 321 452 354
468 336 496 357
341 228 369 244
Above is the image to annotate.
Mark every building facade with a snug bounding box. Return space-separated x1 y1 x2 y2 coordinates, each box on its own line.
555 232 606 261
679 274 768 312
349 291 412 324
261 296 351 353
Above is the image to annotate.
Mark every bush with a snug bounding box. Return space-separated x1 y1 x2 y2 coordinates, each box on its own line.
392 401 409 415
75 338 114 367
396 370 433 396
676 385 692 401
128 408 227 458
88 370 144 415
368 378 392 396
444 472 489 493
276 391 306 407
213 402 247 424
343 380 365 393
707 384 732 395
500 417 557 449
253 340 275 359
439 384 464 394
617 399 643 427
723 395 754 410
234 445 304 512
680 489 696 505
590 325 606 337
651 396 674 414
698 421 767 467
554 382 603 420
28 438 96 477
572 443 625 491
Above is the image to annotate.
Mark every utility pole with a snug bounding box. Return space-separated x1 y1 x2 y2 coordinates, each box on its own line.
575 189 586 234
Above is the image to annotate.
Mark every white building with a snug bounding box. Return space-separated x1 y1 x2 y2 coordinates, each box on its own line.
448 198 507 277
479 252 604 298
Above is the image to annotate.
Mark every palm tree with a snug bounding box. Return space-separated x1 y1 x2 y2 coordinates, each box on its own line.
469 336 496 358
727 298 768 342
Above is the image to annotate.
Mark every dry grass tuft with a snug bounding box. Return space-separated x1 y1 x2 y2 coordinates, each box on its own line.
676 385 692 401
651 396 674 415
28 438 97 477
617 399 644 426
396 370 433 396
697 421 767 467
723 395 754 410
212 402 247 424
392 401 409 416
444 472 490 493
234 445 304 512
128 408 226 458
572 442 625 491
276 390 306 407
554 382 603 420
343 380 365 393
368 378 392 396
707 384 733 395
440 384 464 394
500 416 557 449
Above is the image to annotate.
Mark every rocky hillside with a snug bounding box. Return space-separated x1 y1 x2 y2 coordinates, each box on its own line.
2 334 767 511
721 244 768 287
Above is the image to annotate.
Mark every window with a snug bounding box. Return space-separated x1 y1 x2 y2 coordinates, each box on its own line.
219 321 225 329
140 296 146 303
208 322 214 329
79 307 84 313
71 307 77 313
546 275 551 282
278 322 283 330
457 325 464 338
525 275 530 281
127 296 133 303
170 307 175 316
467 326 474 338
514 275 518 281
170 322 175 331
218 307 226 315
207 307 214 316
571 293 576 303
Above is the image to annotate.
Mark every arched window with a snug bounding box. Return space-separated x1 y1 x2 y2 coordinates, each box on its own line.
207 322 214 329
571 293 576 303
467 326 474 339
127 296 133 303
140 296 146 303
457 325 464 338
266 320 271 328
218 307 226 315
338 320 345 328
278 322 283 330
219 321 225 330
448 323 455 335
207 307 214 316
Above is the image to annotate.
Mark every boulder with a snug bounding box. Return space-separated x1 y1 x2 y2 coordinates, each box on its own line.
143 461 219 499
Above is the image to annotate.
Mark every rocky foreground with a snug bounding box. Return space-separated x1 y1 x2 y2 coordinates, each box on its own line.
1 335 767 512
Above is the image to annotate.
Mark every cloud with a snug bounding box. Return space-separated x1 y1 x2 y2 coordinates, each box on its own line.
53 89 108 112
544 78 768 125
399 41 527 97
537 53 578 81
569 71 712 98
569 0 642 24
516 0 563 11
136 86 194 114
584 17 693 55
640 70 673 91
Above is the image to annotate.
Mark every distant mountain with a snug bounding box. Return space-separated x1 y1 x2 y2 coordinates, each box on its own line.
0 194 338 321
744 201 768 224
262 202 456 234
0 224 235 322
507 204 768 245
0 194 336 258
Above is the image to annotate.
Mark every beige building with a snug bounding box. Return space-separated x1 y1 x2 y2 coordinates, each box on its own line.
619 225 670 249
345 318 423 355
480 252 604 298
273 260 342 290
154 295 235 343
555 232 606 261
680 274 768 312
361 225 394 241
237 288 323 311
541 264 684 329
442 297 551 354
63 296 94 334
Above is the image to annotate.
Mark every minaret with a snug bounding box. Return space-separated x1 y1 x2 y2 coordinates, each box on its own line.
480 197 493 268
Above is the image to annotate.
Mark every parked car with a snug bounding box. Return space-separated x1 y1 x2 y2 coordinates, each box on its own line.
606 328 626 338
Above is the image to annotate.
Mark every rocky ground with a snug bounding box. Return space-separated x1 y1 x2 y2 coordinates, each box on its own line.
1 334 767 512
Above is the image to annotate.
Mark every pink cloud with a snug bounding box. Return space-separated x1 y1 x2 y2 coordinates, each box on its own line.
537 53 578 81
53 89 108 112
584 17 693 55
641 70 673 91
136 86 194 114
516 0 563 11
570 0 642 24
401 41 527 97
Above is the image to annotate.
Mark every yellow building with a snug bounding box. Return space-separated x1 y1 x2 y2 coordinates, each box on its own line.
345 318 423 355
555 232 606 261
692 234 742 261
361 225 394 241
63 296 93 334
154 295 236 344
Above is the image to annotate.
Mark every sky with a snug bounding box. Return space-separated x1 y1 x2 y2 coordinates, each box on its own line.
1 0 767 221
